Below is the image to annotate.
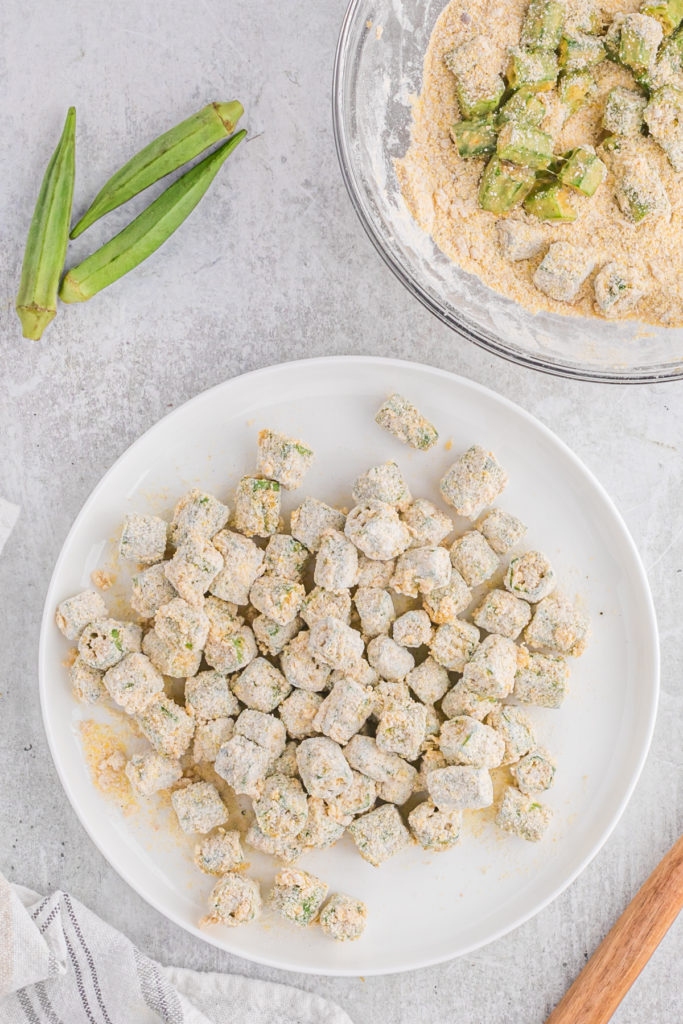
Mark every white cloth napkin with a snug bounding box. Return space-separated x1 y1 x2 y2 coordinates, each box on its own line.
0 873 353 1024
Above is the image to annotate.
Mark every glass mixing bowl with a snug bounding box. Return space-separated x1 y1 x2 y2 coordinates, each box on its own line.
333 0 683 383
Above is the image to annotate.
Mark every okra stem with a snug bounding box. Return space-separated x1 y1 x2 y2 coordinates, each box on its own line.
70 101 243 239
16 107 76 340
60 129 246 303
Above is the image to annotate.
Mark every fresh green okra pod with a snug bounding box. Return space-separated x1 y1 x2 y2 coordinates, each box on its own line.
16 107 76 340
60 129 246 303
70 101 243 238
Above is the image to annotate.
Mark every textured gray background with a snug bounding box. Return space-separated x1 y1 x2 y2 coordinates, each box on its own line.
1 0 681 1021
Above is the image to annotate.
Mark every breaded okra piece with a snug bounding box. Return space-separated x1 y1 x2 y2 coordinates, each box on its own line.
79 618 142 671
525 592 589 655
300 797 346 850
558 31 607 71
245 821 306 863
391 546 452 598
314 530 359 592
348 804 411 866
103 652 164 714
270 868 328 925
441 680 499 722
320 894 368 941
440 446 508 519
345 502 412 560
263 534 310 580
402 499 453 548
512 747 556 794
136 696 194 758
252 613 302 656
603 87 648 136
462 634 518 697
644 86 683 169
375 393 439 450
204 872 261 927
119 513 167 564
495 785 552 841
343 735 410 785
280 630 332 692
169 489 229 546
249 576 305 626
422 572 472 624
486 705 536 763
376 696 427 761
210 530 265 604
613 153 671 224
496 123 554 170
449 531 499 587
367 635 415 680
429 620 480 672
164 532 223 606
427 765 494 810
205 622 256 675
56 589 108 640
472 589 531 639
514 650 570 706
142 628 202 678
479 157 537 214
393 610 432 648
232 657 291 712
171 781 227 834
521 0 565 48
70 657 107 704
408 799 463 852
507 47 559 91
300 586 352 626
290 498 346 552
125 750 182 795
354 586 396 637
439 716 505 768
154 597 209 651
253 772 309 839
313 677 374 744
355 553 396 588
297 737 353 799
256 429 314 490
378 755 419 803
192 717 234 763
405 657 449 705
352 461 412 510
234 708 287 760
533 242 596 302
493 219 548 262
445 36 506 118
619 13 663 74
214 734 271 798
594 262 646 318
279 689 324 738
326 769 377 822
478 508 527 555
233 477 281 537
185 669 240 721
130 562 177 618
505 551 556 602
308 617 364 671
194 828 244 875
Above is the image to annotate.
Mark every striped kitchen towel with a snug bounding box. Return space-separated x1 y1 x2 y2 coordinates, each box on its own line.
0 874 353 1024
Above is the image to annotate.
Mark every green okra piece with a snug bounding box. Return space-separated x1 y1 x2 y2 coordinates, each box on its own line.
60 129 246 303
496 87 546 127
558 70 596 115
478 156 537 213
641 0 683 35
451 118 498 158
496 122 554 169
520 0 565 50
558 32 606 71
619 14 664 75
557 146 606 195
70 101 243 238
507 48 559 91
524 181 578 220
16 107 76 340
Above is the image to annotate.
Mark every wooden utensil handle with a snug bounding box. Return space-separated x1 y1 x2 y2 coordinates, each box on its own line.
545 834 683 1024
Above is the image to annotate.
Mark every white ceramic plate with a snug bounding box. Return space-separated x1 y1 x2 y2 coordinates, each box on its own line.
40 356 659 976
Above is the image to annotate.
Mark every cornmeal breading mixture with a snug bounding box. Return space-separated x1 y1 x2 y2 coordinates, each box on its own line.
396 0 683 325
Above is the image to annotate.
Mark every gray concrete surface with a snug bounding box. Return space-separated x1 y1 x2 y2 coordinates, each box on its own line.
0 0 681 1021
